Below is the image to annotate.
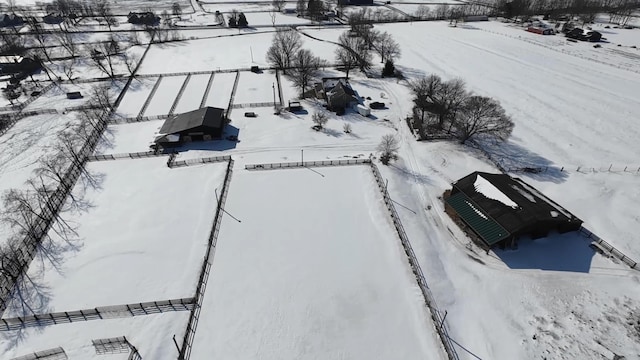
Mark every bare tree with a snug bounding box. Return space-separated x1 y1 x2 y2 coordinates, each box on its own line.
307 0 325 20
377 134 399 165
455 95 514 144
296 0 307 16
28 18 52 62
435 4 449 19
336 31 372 75
266 28 303 74
312 111 328 128
410 74 443 124
272 0 286 11
88 42 119 78
438 78 468 131
122 52 138 76
94 0 117 30
172 2 182 18
57 31 78 58
291 48 321 97
415 5 432 19
61 59 76 81
375 31 401 63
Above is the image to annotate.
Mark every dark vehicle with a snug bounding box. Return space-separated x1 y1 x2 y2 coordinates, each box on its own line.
226 135 238 141
244 111 257 117
370 101 385 109
312 125 322 131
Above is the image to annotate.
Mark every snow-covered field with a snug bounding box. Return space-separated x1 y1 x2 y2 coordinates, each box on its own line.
23 81 124 113
142 75 187 117
113 77 158 119
0 312 188 360
173 73 212 114
190 166 444 359
97 120 165 155
204 71 236 108
4 157 227 317
233 71 277 105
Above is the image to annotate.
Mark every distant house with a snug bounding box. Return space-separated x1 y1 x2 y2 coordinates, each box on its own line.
43 13 64 24
153 107 226 148
338 0 374 5
127 12 160 26
0 56 40 75
464 15 489 22
315 77 359 114
445 172 583 248
0 14 24 28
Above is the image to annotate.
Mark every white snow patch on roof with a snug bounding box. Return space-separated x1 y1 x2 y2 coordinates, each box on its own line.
512 184 537 203
466 200 489 220
550 211 559 218
474 175 519 209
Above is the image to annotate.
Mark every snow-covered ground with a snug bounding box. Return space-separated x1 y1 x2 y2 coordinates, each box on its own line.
97 120 165 155
190 166 445 359
22 81 124 113
233 70 277 105
173 73 212 114
204 71 236 108
142 75 187 117
3 157 227 317
113 77 158 119
136 30 337 74
0 312 188 360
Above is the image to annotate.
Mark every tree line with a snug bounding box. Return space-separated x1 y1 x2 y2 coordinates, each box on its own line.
496 0 640 25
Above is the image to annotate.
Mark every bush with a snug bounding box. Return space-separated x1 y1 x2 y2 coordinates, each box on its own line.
382 59 395 77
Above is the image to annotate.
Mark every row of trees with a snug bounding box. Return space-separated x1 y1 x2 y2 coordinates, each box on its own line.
0 86 111 315
411 75 514 144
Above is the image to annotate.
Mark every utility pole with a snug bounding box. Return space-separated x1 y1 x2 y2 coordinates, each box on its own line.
272 82 276 109
301 149 304 165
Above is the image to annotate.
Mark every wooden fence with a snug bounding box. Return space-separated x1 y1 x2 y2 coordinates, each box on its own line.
179 158 234 360
10 347 67 360
0 297 194 331
580 227 638 269
369 161 460 360
245 158 370 170
87 151 168 162
168 155 231 168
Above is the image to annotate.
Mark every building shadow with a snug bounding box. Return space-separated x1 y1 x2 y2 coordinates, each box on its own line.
494 232 595 272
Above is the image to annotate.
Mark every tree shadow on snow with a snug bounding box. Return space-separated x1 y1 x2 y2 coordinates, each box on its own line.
466 137 569 184
494 232 595 272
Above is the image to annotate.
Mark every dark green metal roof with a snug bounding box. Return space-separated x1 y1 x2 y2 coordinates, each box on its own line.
446 192 510 246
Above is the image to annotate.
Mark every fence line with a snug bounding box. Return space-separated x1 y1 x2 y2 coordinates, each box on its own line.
179 158 234 360
580 227 638 269
369 161 459 360
0 297 194 332
137 75 163 119
10 347 67 360
167 155 231 168
245 158 370 170
169 74 192 116
87 150 169 162
200 72 215 109
110 113 171 124
230 101 276 109
275 69 284 107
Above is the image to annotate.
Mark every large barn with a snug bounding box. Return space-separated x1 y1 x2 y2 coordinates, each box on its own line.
445 172 583 248
153 107 225 148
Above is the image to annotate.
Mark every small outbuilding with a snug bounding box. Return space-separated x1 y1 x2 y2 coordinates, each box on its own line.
153 107 225 148
316 77 359 114
0 56 40 75
66 91 83 99
445 172 583 248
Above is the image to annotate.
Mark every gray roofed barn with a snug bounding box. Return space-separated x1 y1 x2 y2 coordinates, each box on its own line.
445 172 582 248
155 107 225 147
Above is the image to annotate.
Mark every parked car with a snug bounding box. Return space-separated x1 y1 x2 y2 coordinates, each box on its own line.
369 101 385 109
244 111 257 117
311 125 322 131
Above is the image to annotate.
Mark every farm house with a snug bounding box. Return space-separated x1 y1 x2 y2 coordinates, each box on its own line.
445 172 583 248
316 77 359 114
154 107 225 148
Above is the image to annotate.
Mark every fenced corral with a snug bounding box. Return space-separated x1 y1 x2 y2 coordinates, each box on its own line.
580 227 638 269
0 41 154 314
10 347 67 360
92 336 141 360
245 158 371 170
168 155 231 168
369 161 459 360
87 151 168 162
179 158 234 360
225 71 240 119
0 298 195 331
230 102 277 109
